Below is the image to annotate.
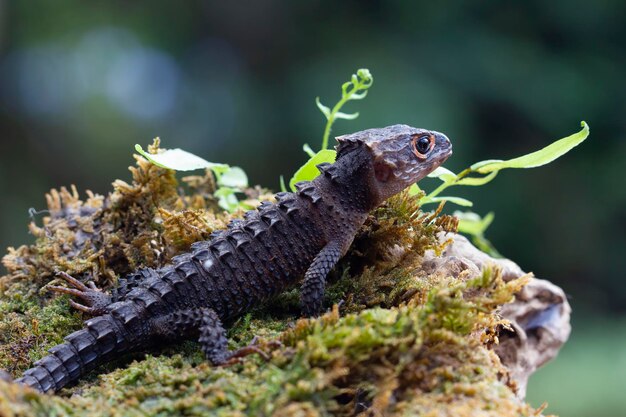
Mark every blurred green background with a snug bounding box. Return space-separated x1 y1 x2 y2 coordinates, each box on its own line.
0 1 624 415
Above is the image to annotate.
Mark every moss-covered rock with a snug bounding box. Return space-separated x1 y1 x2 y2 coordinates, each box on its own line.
0 146 552 417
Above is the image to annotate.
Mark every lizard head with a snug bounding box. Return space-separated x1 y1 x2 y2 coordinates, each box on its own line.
336 124 452 207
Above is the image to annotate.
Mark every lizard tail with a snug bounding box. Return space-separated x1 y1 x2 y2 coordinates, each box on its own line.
15 313 135 393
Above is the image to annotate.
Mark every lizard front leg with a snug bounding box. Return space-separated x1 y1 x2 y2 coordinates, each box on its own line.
301 242 344 317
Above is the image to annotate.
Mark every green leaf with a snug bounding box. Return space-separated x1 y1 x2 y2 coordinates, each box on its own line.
455 211 494 236
315 97 331 119
455 171 498 186
471 235 502 258
455 211 501 257
356 68 373 84
341 81 351 96
135 144 228 172
214 188 240 212
426 196 474 207
213 188 234 198
279 175 287 192
302 144 316 158
218 167 248 189
289 149 336 191
408 183 422 196
427 166 457 182
471 121 590 173
350 90 368 100
334 111 359 120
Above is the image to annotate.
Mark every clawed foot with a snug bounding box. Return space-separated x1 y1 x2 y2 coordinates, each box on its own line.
48 271 112 316
219 337 282 366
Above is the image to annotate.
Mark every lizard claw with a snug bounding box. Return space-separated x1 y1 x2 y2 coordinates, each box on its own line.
67 299 98 315
223 345 270 365
219 337 281 366
57 271 90 291
48 272 112 316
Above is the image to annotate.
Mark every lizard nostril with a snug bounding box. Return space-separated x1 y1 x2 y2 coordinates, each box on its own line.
436 133 452 152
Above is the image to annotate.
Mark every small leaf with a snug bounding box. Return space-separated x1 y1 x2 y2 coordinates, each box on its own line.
213 188 234 198
455 211 494 236
302 143 316 158
210 164 231 176
409 183 422 196
471 121 590 173
334 111 359 120
279 175 287 192
455 171 498 186
350 90 368 100
218 167 248 189
471 235 502 258
341 81 351 96
289 149 336 191
427 166 457 182
427 196 474 207
455 211 500 257
315 97 331 119
356 68 373 84
135 144 228 172
214 187 239 212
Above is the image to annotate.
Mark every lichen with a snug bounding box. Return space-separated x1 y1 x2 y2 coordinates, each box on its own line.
0 145 551 417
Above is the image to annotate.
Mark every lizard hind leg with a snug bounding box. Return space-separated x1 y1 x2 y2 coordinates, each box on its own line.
154 308 270 365
199 309 270 365
48 271 112 316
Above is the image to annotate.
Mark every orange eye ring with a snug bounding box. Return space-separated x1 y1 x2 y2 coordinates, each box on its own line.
411 134 434 159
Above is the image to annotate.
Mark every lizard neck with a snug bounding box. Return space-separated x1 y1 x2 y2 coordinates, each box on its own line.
313 145 379 214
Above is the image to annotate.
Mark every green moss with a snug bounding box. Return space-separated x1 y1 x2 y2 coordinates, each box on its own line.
0 294 82 375
0 146 549 417
0 267 535 417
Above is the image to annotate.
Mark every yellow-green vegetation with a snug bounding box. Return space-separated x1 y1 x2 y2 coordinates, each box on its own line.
0 144 548 417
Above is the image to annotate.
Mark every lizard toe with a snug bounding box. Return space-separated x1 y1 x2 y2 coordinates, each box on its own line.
48 272 112 316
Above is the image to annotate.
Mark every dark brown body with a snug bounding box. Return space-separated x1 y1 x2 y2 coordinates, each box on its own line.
15 125 452 393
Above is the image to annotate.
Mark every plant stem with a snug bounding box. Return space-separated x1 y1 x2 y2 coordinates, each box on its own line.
420 168 472 204
321 93 351 151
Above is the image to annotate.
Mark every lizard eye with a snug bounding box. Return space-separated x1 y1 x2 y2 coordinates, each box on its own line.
412 135 434 159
